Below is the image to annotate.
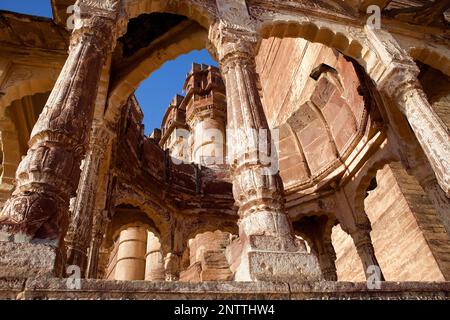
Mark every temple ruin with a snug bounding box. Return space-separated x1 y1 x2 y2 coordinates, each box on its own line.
0 0 449 299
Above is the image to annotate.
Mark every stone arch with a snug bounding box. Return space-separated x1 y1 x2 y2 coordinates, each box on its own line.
104 217 160 281
173 217 237 259
124 0 217 30
178 228 236 281
105 25 208 123
0 76 56 118
259 21 377 73
292 211 338 280
409 46 450 77
292 211 336 247
0 91 51 196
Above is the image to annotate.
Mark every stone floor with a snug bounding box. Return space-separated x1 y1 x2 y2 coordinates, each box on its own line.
0 279 449 300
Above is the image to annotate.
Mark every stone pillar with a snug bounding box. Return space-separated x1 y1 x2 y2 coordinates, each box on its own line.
85 209 109 278
65 125 114 273
208 24 321 281
381 70 450 198
0 2 120 245
351 228 385 281
115 226 147 281
0 117 21 187
317 241 338 281
144 232 165 281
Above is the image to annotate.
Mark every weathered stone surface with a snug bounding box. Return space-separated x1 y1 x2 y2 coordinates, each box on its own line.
0 278 25 300
0 242 58 278
21 278 291 300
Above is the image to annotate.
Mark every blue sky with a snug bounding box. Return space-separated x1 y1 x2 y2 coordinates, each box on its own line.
0 0 217 134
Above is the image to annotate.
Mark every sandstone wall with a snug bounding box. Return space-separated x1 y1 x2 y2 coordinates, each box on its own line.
256 37 449 282
255 37 367 190
419 66 450 130
256 37 339 128
332 163 449 281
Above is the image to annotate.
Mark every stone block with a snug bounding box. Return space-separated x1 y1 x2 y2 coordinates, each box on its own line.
0 242 59 278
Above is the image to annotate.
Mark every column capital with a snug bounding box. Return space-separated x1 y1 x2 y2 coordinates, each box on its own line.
208 22 261 68
70 0 124 54
376 66 423 105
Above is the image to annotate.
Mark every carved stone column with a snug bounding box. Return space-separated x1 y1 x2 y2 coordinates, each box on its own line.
65 124 114 273
0 1 121 277
380 70 450 198
115 226 147 281
334 188 384 281
209 24 321 281
145 232 165 281
366 28 449 197
351 227 385 281
189 113 226 166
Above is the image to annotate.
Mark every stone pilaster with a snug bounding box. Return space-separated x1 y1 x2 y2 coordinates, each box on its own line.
0 0 121 277
208 24 321 281
85 209 109 278
65 124 114 273
115 226 147 281
317 241 338 281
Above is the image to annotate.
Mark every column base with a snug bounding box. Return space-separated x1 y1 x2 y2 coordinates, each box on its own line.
233 236 323 282
0 242 60 278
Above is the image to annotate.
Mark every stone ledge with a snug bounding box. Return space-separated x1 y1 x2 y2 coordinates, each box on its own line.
0 278 26 300
0 279 448 300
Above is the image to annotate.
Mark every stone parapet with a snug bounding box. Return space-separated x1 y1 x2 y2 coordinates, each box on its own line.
0 279 448 300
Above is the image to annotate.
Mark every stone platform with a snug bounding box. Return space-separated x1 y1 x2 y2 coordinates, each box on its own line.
0 279 449 300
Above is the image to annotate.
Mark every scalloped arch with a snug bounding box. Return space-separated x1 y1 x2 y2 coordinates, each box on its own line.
259 20 382 80
124 0 216 31
0 76 56 118
409 46 450 77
